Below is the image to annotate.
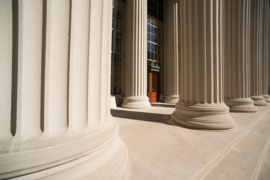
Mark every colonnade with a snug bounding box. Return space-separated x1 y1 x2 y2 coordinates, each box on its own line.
0 0 270 179
122 0 269 130
0 0 127 179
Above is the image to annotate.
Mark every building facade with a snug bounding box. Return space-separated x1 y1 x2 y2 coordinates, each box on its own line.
0 0 269 179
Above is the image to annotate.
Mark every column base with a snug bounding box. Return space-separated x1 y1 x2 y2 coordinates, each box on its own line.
263 95 270 103
164 95 179 104
0 120 128 180
121 96 151 109
251 96 268 106
171 102 236 130
224 98 258 112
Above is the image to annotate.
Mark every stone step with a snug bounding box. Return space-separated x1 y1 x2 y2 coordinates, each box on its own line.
201 111 270 180
256 138 270 180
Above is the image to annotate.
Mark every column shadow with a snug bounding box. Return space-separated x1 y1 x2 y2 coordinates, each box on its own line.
150 103 175 108
111 109 174 125
111 109 229 131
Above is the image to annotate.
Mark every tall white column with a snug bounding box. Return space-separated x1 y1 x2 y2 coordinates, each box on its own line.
250 0 268 106
172 0 236 130
224 0 258 112
262 0 270 102
121 0 151 109
0 0 128 179
163 0 179 104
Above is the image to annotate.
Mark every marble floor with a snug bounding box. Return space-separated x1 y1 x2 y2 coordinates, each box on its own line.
111 103 270 180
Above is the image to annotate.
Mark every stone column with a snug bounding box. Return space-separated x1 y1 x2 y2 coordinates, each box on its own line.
250 0 268 106
0 0 128 179
269 1 270 96
262 0 270 102
172 0 236 130
163 0 179 104
224 0 258 112
121 0 151 109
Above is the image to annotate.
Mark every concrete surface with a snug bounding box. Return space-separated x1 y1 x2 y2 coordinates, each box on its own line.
111 103 270 180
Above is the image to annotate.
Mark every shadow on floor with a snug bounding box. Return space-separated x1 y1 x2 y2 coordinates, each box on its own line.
111 109 173 125
151 103 175 108
111 109 227 131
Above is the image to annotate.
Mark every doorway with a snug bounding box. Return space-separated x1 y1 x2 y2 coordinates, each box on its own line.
147 71 158 103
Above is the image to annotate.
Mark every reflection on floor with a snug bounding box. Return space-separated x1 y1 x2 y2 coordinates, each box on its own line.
111 103 270 180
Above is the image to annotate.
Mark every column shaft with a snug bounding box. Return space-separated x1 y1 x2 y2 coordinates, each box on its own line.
164 0 179 104
224 0 258 112
250 0 268 106
172 0 235 130
262 0 270 102
122 0 151 109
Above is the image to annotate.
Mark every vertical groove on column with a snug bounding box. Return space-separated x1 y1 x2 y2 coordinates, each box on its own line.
41 0 47 133
262 0 270 102
172 0 235 130
164 0 179 104
99 0 104 124
87 0 91 129
100 0 111 123
250 0 268 106
68 0 90 133
11 0 19 136
0 0 13 140
15 0 43 140
122 0 150 109
193 0 199 104
224 0 258 112
44 0 70 137
107 0 113 121
187 0 193 104
67 0 72 129
88 0 102 127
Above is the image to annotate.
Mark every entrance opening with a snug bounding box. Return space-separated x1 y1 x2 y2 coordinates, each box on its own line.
147 71 158 103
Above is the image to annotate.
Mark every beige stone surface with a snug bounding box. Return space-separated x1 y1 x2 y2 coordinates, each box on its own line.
202 109 270 180
257 140 270 180
112 104 270 180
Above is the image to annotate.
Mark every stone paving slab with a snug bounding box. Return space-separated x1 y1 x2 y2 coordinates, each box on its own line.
202 111 270 180
111 104 270 180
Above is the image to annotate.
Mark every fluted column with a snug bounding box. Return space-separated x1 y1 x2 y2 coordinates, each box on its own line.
250 0 268 106
224 0 258 112
262 0 270 102
172 0 236 130
163 0 179 104
0 0 128 179
122 0 151 109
